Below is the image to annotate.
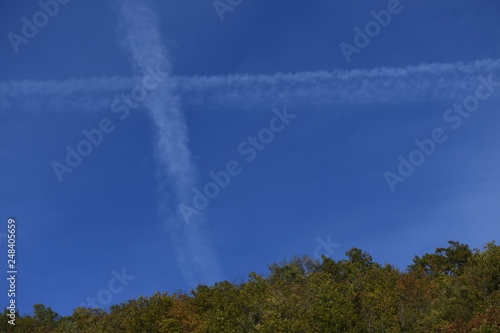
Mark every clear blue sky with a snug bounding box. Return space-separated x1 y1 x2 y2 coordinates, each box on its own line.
1 0 500 316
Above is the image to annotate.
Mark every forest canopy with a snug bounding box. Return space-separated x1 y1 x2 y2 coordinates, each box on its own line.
3 240 500 332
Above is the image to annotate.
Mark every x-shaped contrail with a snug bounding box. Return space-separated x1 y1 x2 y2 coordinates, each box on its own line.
2 0 500 286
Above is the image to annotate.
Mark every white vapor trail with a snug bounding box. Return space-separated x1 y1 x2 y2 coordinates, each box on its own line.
177 58 500 109
118 0 223 286
2 58 500 113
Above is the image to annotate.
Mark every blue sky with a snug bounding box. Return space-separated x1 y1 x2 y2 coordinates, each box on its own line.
1 0 500 316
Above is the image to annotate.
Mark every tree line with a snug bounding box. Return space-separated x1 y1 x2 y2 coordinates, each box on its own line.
2 240 499 332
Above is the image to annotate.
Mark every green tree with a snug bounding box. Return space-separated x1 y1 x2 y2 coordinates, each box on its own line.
409 240 473 277
33 303 61 332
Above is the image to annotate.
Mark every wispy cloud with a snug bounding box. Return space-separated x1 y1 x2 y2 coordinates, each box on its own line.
2 58 500 113
117 0 223 286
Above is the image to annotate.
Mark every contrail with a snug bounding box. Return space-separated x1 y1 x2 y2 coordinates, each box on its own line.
0 76 134 113
2 58 500 112
118 0 223 286
176 58 500 109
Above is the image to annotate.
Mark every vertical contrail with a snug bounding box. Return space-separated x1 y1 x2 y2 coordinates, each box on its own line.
118 0 223 286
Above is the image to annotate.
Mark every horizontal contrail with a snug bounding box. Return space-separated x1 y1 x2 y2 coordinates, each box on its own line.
2 58 500 113
0 76 135 113
176 58 500 109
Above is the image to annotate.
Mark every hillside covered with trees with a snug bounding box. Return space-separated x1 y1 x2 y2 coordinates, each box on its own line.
3 241 500 332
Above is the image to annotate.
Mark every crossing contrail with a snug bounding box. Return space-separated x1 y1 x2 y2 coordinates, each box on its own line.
2 2 500 285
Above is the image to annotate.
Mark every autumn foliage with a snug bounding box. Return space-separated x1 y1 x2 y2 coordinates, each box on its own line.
3 241 499 332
